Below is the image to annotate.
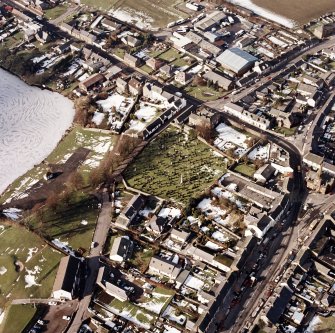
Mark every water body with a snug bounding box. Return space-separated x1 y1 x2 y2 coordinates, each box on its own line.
0 68 74 194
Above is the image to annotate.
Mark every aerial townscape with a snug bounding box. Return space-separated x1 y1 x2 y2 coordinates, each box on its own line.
1 0 335 333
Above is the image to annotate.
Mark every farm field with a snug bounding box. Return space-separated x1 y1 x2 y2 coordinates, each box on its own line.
0 223 62 308
124 127 227 204
80 0 187 29
253 0 335 24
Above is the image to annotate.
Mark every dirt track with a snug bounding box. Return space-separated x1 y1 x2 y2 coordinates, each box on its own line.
253 0 335 24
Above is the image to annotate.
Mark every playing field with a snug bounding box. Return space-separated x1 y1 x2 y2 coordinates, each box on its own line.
80 0 187 28
253 0 335 24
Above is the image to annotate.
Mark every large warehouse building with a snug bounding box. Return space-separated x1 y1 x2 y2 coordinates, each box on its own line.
216 48 258 75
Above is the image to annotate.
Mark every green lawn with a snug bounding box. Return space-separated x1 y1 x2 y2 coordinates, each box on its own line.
44 4 68 20
0 223 62 308
113 48 126 59
26 191 100 252
124 127 227 204
158 48 182 62
140 64 154 74
171 57 190 68
0 304 38 333
274 126 297 137
109 298 156 328
184 85 226 102
234 163 257 178
129 247 155 273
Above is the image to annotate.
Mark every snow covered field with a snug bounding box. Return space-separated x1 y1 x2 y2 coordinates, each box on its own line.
227 0 296 28
0 69 74 194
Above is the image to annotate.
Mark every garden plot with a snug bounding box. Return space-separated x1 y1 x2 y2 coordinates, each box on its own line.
248 144 270 160
108 298 156 329
0 224 62 308
137 286 174 315
211 186 246 211
62 58 83 77
126 103 158 134
214 123 251 157
124 127 227 204
162 305 187 325
197 196 243 237
97 93 135 131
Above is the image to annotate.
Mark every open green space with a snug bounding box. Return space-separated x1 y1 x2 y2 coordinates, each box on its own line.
124 127 227 204
158 48 182 62
0 223 62 308
184 85 226 102
109 298 156 328
0 304 38 333
274 126 297 137
113 48 126 59
129 247 155 273
140 64 154 74
80 0 186 28
234 163 257 178
26 191 99 252
44 4 68 20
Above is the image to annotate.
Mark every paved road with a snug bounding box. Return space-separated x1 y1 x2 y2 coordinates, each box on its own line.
66 190 112 333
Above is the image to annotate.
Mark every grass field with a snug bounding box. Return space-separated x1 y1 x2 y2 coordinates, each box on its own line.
26 191 99 252
253 0 335 24
234 163 256 178
185 85 227 102
124 127 227 204
0 127 114 204
0 304 38 333
44 4 68 20
0 223 62 308
80 0 187 28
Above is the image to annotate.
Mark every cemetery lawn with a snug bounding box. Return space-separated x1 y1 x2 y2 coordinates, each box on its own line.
124 126 227 204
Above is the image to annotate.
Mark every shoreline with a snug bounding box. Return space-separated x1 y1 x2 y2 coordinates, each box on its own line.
0 67 75 198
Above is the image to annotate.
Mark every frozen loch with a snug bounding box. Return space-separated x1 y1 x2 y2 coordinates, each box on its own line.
0 68 74 194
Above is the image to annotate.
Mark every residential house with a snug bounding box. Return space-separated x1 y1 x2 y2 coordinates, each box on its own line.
52 256 82 300
122 35 141 47
160 64 173 77
79 73 105 92
128 77 142 96
303 152 323 170
109 236 133 263
115 194 146 229
124 53 140 67
189 108 221 129
146 57 163 71
148 256 182 280
170 228 190 244
203 70 233 91
116 77 128 94
253 164 276 184
148 215 168 235
101 18 121 31
175 71 192 85
35 30 50 44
